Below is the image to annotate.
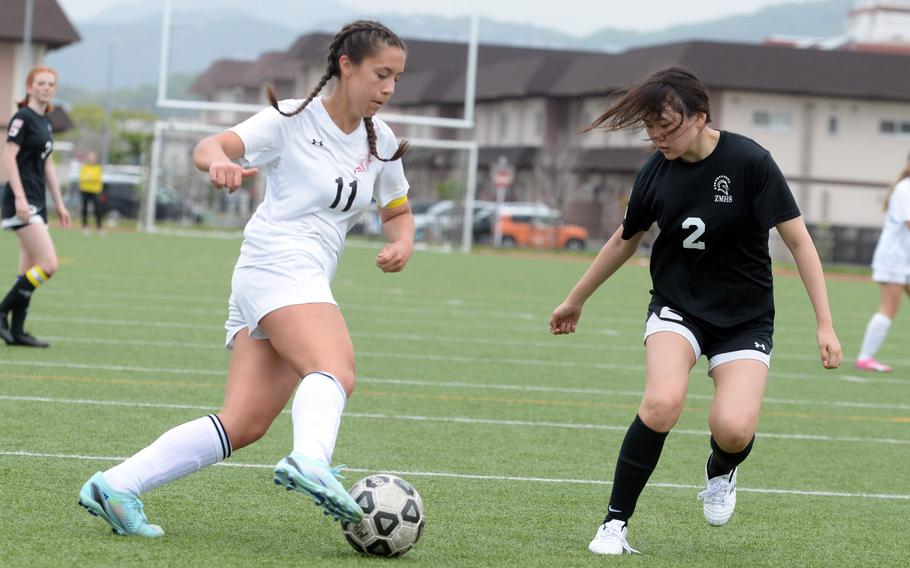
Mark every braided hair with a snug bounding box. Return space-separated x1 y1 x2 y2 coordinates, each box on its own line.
266 21 409 162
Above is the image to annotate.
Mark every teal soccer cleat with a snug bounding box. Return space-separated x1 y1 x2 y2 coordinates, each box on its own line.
79 472 164 537
273 452 363 523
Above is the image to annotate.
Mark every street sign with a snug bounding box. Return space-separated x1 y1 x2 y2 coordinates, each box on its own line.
493 168 514 189
491 156 514 190
490 156 515 247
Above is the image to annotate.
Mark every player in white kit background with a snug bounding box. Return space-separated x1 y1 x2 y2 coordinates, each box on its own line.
855 152 910 372
79 20 414 537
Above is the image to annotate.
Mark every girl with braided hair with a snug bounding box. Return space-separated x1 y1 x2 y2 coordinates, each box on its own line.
79 21 413 537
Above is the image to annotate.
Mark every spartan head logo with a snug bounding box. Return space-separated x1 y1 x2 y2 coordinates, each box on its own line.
713 175 733 203
714 175 731 195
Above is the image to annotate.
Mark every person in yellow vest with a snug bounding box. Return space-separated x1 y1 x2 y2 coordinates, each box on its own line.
78 151 104 236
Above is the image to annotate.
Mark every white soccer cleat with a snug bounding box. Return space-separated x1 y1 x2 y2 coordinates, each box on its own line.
698 465 737 526
588 519 639 555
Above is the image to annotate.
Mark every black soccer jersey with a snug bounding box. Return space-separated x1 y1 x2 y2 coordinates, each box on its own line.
622 131 800 329
3 107 53 207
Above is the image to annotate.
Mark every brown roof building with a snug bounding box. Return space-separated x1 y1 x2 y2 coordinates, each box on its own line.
189 29 910 237
1 0 79 181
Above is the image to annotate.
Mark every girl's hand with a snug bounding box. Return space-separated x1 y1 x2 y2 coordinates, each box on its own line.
376 241 413 273
14 194 30 222
57 206 71 228
817 325 842 369
209 161 257 193
550 301 583 335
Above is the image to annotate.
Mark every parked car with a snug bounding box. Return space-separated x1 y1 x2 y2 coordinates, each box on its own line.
98 172 142 218
68 167 202 224
499 212 588 249
473 204 588 249
413 199 496 241
350 199 436 236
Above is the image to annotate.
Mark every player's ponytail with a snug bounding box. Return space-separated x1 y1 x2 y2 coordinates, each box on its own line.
883 152 910 211
265 20 409 161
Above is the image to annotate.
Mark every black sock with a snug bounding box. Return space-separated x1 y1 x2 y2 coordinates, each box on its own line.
707 435 754 478
10 290 33 336
0 275 27 315
604 415 669 524
1 275 36 328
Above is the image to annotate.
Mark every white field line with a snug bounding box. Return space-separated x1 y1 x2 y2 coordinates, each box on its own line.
29 309 910 362
3 360 910 410
40 289 898 337
38 332 869 367
1 449 908 501
11 342 909 385
1 394 907 446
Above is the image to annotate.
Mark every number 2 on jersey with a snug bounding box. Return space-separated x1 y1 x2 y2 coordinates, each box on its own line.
330 177 358 212
682 217 706 250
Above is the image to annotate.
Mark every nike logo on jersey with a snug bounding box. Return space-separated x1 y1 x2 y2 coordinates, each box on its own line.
659 307 684 322
714 175 733 203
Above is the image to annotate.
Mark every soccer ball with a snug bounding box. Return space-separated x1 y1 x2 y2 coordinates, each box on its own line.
341 474 425 557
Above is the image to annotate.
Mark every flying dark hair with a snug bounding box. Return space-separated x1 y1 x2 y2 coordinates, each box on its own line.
266 20 409 162
585 66 711 135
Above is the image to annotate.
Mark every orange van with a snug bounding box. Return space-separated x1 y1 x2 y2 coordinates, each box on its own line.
499 212 588 250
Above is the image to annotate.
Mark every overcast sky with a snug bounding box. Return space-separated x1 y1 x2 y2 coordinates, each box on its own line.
57 0 821 37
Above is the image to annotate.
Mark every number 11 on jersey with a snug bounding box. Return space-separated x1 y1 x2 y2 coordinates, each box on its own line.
331 177 358 212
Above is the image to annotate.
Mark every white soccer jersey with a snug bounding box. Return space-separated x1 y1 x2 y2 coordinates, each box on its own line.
229 98 409 267
871 177 910 275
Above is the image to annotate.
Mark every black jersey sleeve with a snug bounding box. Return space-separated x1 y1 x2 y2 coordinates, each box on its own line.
752 153 801 231
621 170 655 239
6 110 28 146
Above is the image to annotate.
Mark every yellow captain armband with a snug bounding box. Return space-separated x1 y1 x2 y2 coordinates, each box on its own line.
383 196 408 209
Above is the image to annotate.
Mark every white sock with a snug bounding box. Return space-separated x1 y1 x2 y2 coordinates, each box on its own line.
103 414 232 496
858 313 892 360
291 371 347 464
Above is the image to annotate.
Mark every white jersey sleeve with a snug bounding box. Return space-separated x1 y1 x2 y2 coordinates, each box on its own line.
372 118 409 207
229 100 298 167
889 178 910 223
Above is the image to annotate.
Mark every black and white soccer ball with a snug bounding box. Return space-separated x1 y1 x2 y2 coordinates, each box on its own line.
341 474 425 557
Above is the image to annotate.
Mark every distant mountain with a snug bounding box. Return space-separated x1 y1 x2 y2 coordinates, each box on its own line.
79 0 349 27
48 17 304 91
47 0 856 93
583 0 855 50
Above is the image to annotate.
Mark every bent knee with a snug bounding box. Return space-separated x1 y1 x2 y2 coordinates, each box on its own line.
305 368 355 398
219 415 273 450
710 420 755 451
639 396 685 432
330 371 355 398
34 260 57 277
